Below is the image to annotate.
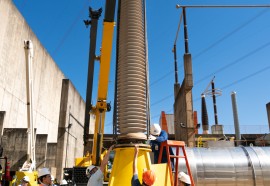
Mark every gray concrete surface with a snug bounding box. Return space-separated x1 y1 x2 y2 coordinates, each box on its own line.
55 79 85 179
174 54 195 147
0 0 87 180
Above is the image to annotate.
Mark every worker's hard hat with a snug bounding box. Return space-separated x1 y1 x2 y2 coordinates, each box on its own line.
178 171 191 184
22 176 30 182
60 179 68 185
150 123 161 136
142 170 156 186
38 168 51 178
86 165 97 178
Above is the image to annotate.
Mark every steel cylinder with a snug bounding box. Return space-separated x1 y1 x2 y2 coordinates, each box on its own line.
176 146 270 186
116 0 147 136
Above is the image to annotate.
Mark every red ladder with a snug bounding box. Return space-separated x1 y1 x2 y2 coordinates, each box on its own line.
158 140 195 186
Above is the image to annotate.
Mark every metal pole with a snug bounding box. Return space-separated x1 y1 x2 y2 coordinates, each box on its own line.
182 7 189 54
65 114 71 168
177 5 270 8
211 80 218 125
173 44 179 84
24 40 36 170
83 8 102 151
65 126 70 168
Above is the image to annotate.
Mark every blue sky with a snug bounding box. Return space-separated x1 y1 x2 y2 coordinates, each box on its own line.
13 0 270 134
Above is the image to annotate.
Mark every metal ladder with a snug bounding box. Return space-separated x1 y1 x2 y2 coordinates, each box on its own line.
158 140 195 186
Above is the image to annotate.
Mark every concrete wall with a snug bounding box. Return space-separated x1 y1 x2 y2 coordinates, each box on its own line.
0 0 63 141
2 129 28 170
174 54 195 147
0 0 86 177
165 114 174 135
55 79 85 179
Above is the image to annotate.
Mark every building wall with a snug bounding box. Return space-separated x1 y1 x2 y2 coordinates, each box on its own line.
55 79 85 179
0 0 86 175
0 0 64 142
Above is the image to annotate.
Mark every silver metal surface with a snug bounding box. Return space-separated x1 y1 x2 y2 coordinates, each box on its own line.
176 146 270 186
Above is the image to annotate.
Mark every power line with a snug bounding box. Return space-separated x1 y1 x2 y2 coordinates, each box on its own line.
150 40 270 107
149 8 269 88
52 1 89 56
150 70 174 86
193 9 269 60
192 64 270 102
151 93 173 106
195 40 270 85
221 65 270 90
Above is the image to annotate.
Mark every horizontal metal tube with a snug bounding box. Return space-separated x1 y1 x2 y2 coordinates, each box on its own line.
176 147 270 185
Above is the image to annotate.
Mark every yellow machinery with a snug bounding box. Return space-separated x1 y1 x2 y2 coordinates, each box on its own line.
74 0 179 185
71 0 116 184
90 18 115 167
109 145 171 186
14 171 38 186
83 0 116 167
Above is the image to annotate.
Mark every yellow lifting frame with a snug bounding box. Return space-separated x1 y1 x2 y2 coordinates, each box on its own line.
91 21 115 165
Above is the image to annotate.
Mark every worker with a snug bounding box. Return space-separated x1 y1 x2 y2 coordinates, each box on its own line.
60 179 68 186
86 145 114 186
178 172 191 186
131 145 156 186
37 168 52 186
149 123 174 169
18 176 30 186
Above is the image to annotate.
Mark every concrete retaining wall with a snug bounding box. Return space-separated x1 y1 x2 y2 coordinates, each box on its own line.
0 0 86 177
0 0 64 142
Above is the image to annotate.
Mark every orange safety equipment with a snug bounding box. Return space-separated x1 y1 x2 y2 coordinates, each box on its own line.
142 170 156 186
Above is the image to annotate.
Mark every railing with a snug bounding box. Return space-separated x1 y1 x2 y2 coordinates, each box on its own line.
222 125 269 134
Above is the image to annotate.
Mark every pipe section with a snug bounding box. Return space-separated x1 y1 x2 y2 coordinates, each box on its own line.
116 0 147 137
176 147 270 185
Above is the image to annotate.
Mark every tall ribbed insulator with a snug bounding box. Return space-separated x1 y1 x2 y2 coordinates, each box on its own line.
116 0 147 137
201 94 209 133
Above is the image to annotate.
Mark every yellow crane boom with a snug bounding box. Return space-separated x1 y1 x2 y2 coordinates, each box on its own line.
89 0 116 166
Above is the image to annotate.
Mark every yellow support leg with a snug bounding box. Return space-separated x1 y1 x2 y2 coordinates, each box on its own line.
109 145 171 186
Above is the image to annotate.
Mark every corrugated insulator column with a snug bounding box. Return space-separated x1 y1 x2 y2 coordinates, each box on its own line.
116 0 147 137
201 94 209 134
